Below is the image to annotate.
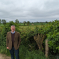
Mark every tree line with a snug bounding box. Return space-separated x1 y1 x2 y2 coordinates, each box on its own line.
0 19 30 26
0 19 48 26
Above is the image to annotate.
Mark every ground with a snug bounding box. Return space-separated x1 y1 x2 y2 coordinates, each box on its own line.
0 53 11 59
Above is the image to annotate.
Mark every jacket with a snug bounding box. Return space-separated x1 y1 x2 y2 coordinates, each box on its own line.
6 31 21 50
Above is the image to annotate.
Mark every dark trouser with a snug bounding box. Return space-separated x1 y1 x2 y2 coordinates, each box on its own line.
9 46 20 59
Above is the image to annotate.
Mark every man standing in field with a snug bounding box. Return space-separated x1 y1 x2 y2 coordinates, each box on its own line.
6 25 21 59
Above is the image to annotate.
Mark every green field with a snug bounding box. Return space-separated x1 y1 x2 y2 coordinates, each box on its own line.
0 23 48 59
0 21 58 59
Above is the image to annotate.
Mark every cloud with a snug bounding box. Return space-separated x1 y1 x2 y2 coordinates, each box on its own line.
0 0 59 22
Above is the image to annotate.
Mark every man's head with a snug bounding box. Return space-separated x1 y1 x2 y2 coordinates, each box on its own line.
11 25 15 32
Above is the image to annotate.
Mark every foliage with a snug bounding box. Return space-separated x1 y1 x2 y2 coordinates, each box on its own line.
0 45 46 59
42 20 59 54
24 19 59 54
23 21 26 26
15 19 19 23
0 19 59 58
0 19 1 24
2 19 6 25
0 21 20 47
27 21 30 26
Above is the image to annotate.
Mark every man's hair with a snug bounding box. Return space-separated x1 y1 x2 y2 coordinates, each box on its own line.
11 25 15 28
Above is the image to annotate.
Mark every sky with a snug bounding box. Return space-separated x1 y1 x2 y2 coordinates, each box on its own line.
0 0 59 22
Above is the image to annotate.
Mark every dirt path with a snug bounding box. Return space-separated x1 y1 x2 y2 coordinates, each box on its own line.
0 53 11 59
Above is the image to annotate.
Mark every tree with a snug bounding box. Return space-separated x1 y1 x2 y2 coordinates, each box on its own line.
46 21 48 23
27 21 30 26
0 19 1 24
15 19 19 24
2 19 6 25
23 21 26 26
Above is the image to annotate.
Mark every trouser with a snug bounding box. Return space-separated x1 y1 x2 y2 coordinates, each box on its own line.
9 46 20 59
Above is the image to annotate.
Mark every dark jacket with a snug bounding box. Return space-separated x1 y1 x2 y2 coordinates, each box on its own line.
6 31 21 50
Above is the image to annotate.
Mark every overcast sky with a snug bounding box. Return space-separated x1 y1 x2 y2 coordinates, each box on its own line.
0 0 59 22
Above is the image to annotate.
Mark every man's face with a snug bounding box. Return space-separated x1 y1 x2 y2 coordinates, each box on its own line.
11 26 15 32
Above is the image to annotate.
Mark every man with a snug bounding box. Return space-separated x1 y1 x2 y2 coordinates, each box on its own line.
6 25 21 59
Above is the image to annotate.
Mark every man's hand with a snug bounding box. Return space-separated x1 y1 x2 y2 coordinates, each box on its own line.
7 47 9 49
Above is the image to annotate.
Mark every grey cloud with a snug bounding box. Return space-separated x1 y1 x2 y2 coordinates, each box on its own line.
0 0 59 22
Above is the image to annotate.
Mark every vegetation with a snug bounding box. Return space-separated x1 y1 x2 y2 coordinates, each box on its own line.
0 21 46 59
0 19 59 59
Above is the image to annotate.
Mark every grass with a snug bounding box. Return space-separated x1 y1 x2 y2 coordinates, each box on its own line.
19 25 45 32
0 23 47 32
0 23 55 59
0 24 3 26
0 45 47 59
0 45 57 59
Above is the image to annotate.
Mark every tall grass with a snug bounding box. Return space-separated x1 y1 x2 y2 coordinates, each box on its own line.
0 45 47 59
